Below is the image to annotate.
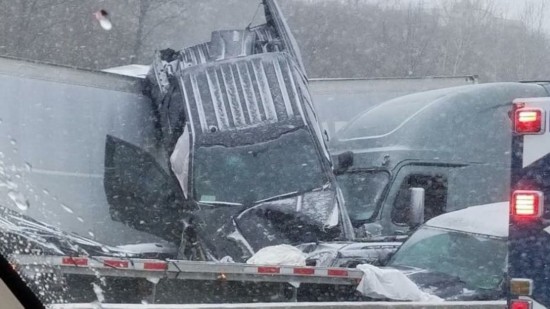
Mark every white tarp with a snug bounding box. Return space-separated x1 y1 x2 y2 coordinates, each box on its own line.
246 244 306 266
355 264 442 302
170 127 191 198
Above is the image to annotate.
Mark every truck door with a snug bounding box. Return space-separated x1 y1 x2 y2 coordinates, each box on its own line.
381 164 449 235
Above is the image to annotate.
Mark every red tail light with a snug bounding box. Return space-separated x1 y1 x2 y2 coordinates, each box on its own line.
514 108 544 134
511 190 544 218
510 299 532 309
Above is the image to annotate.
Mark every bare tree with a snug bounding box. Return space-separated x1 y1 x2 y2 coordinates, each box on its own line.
130 0 183 62
2 0 550 81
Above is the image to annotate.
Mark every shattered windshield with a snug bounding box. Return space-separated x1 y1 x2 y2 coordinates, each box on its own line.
194 128 327 204
388 227 507 291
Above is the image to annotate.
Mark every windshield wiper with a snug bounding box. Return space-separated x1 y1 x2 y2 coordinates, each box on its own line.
255 191 301 204
256 183 331 204
198 201 243 207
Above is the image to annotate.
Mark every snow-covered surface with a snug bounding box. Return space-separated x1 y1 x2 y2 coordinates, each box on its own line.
300 190 338 227
102 64 150 78
355 263 443 302
425 202 508 237
91 282 105 303
0 205 177 257
523 297 548 309
246 244 306 266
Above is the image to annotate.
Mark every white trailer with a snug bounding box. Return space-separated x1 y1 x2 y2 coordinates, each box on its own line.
309 76 478 137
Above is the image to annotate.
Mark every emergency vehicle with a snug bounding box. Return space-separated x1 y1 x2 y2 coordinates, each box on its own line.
508 97 550 309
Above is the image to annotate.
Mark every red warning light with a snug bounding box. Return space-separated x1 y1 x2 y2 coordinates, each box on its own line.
510 299 532 309
514 108 544 134
511 190 544 218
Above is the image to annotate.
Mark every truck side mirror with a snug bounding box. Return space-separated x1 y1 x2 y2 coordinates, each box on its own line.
336 151 354 172
408 187 425 228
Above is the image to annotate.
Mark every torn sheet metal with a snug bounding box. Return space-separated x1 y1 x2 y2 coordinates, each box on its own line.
187 189 344 262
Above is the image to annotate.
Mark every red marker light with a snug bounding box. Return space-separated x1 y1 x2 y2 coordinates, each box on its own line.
510 299 532 309
514 108 544 134
511 190 544 218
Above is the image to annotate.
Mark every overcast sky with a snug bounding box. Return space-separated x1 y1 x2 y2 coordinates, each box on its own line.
361 0 550 33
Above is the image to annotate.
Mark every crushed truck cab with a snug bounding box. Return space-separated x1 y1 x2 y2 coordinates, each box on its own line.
104 0 354 263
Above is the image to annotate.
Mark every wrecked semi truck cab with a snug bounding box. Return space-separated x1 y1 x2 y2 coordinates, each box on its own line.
331 82 550 238
105 0 354 263
152 51 333 207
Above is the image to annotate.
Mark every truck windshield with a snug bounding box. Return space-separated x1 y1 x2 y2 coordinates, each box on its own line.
388 226 507 291
194 128 327 204
337 170 389 223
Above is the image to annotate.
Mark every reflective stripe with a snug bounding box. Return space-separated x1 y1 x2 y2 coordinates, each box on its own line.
142 262 167 271
61 257 88 266
293 267 314 275
327 269 348 277
103 260 129 268
257 266 280 274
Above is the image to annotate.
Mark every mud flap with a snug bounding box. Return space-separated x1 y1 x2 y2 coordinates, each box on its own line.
103 135 185 242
